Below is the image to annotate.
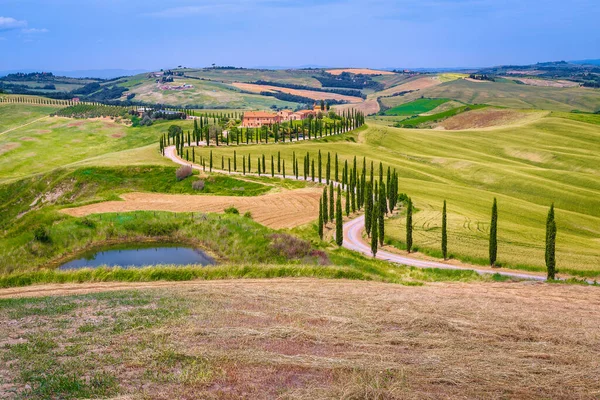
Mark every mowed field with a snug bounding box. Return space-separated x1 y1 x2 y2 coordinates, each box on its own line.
189 118 600 276
1 279 599 399
61 188 322 229
380 78 600 112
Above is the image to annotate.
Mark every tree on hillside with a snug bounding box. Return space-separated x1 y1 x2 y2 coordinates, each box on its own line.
546 203 557 280
323 187 329 224
406 197 413 253
442 200 448 260
378 182 385 246
489 198 498 267
371 196 379 257
336 186 343 246
365 181 373 237
318 200 324 240
329 182 335 222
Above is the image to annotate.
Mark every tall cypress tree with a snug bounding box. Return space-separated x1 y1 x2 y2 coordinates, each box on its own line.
406 197 413 253
378 182 385 246
318 150 322 183
323 187 328 224
365 181 373 237
489 198 498 267
345 186 350 216
335 186 343 246
371 198 378 257
441 200 448 260
329 182 334 222
546 204 556 280
318 200 324 240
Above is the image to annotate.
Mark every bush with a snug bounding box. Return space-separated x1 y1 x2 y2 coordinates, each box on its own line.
224 206 239 215
176 165 193 181
269 233 311 259
243 211 252 219
33 226 51 243
192 180 205 191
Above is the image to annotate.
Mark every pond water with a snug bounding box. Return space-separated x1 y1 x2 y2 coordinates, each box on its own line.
58 244 215 270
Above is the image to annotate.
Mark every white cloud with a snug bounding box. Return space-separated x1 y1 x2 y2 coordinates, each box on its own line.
22 28 49 34
0 16 27 31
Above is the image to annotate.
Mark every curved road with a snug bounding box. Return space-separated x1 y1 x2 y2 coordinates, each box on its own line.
165 145 550 282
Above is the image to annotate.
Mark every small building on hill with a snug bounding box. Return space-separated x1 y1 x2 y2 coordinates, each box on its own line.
242 111 278 127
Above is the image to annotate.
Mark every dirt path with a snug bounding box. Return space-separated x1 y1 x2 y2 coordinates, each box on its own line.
0 115 49 136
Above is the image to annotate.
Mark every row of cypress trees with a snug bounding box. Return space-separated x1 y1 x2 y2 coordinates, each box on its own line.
373 195 558 280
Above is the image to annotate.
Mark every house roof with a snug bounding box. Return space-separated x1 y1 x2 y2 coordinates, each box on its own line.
243 111 277 118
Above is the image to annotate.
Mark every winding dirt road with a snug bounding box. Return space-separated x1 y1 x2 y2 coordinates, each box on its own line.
164 145 552 282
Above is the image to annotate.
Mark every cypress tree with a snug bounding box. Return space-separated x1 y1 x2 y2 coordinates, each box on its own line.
277 151 281 173
329 182 334 222
318 150 322 183
378 182 385 246
406 197 413 253
271 155 275 177
371 198 378 257
441 200 447 260
326 152 331 184
323 187 328 224
335 186 343 246
234 150 237 171
209 150 213 172
489 198 498 267
546 204 557 280
365 181 373 237
318 200 324 240
335 153 339 182
345 186 350 216
282 160 286 179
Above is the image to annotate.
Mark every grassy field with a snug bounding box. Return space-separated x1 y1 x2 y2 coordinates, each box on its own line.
380 78 600 113
394 104 487 128
0 104 198 182
188 118 600 277
384 98 450 116
1 279 598 398
0 103 62 133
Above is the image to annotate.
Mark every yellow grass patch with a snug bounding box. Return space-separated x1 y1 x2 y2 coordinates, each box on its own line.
60 188 322 229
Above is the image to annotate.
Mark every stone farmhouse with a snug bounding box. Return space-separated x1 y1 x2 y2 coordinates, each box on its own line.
242 107 324 128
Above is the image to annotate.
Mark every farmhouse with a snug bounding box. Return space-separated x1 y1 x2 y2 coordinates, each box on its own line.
242 109 316 127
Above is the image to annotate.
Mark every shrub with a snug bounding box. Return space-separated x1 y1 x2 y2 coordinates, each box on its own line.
33 226 51 243
243 211 253 219
192 180 205 191
224 206 239 215
269 233 311 259
176 165 193 181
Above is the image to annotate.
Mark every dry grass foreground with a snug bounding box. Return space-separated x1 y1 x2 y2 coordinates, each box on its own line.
60 188 322 229
1 279 599 399
231 82 364 103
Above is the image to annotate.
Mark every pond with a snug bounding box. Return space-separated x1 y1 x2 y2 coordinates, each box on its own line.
58 244 215 270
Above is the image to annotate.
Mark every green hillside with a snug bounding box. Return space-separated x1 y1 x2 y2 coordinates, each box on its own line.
189 117 600 277
380 78 600 113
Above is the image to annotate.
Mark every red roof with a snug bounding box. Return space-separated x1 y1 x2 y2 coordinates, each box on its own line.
243 111 277 118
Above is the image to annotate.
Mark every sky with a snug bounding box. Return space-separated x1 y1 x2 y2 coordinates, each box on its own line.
0 0 599 72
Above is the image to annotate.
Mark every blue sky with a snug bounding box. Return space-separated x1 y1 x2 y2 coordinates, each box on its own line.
0 0 598 71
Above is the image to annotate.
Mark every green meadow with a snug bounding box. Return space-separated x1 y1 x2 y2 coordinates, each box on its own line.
384 98 450 116
381 78 600 113
190 117 600 277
